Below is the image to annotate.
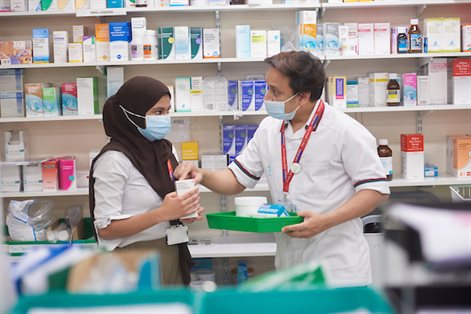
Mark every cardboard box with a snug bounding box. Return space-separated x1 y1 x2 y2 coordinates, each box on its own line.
327 76 346 108
190 27 203 60
32 28 50 63
298 24 317 54
53 31 68 63
22 162 43 192
4 130 27 161
109 22 131 61
238 80 255 111
0 69 23 92
68 43 83 63
423 58 447 105
267 30 281 57
61 82 78 115
190 76 203 112
236 25 251 59
401 133 424 180
235 124 247 156
42 158 59 191
358 23 374 56
343 23 358 56
254 80 266 111
0 92 24 117
95 24 110 62
83 35 96 63
417 75 430 106
369 73 388 107
174 26 191 60
175 77 191 112
1 165 21 192
203 28 220 59
107 66 124 98
402 73 417 106
42 86 61 116
59 156 77 190
72 25 86 43
158 27 175 60
181 141 199 160
323 23 340 56
374 23 390 55
463 24 471 52
175 179 198 219
24 83 51 117
452 59 471 105
77 77 99 115
447 135 471 177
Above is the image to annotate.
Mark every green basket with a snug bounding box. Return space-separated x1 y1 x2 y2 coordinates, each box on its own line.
206 211 303 233
11 289 194 314
200 286 394 314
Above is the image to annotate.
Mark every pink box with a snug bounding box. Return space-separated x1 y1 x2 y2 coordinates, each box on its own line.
59 156 76 190
42 159 59 191
402 73 417 106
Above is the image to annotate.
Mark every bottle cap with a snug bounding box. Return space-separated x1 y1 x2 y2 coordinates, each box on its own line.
410 19 419 25
378 139 388 146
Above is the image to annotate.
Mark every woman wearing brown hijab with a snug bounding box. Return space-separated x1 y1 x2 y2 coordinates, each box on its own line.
89 76 203 286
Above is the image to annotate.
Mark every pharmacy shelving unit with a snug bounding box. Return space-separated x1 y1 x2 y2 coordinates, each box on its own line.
1 1 471 264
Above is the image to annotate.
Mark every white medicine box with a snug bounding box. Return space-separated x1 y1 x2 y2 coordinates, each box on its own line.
4 130 27 162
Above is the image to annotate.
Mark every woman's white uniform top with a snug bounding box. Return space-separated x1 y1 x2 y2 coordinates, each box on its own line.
93 149 177 251
228 101 390 286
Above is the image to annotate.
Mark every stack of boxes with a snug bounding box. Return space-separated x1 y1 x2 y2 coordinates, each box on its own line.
0 70 24 117
401 133 424 180
223 124 258 163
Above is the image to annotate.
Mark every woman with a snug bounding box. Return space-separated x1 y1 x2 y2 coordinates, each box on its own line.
89 76 203 285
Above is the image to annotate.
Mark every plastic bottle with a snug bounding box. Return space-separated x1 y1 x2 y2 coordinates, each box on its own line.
377 139 393 181
143 30 157 61
397 27 408 54
386 73 401 106
408 19 422 53
130 29 144 61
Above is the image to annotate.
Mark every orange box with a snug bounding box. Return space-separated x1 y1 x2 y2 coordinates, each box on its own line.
400 133 424 152
447 135 471 177
181 141 199 160
42 158 59 191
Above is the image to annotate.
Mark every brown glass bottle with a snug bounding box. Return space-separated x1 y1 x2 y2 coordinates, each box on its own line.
378 139 393 181
408 19 422 53
387 73 401 106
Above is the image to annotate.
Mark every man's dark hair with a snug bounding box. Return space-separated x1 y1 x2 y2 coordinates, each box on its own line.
265 51 325 102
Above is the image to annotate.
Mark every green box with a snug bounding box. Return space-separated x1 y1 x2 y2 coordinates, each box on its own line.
206 211 303 233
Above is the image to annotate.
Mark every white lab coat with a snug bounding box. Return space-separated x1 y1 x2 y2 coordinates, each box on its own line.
228 101 390 286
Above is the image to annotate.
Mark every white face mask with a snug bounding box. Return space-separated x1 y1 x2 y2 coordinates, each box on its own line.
264 93 300 121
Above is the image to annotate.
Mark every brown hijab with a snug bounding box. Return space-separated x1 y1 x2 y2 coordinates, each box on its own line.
89 76 192 285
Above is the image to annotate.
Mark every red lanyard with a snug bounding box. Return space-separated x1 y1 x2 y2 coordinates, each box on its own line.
281 100 325 194
167 160 174 181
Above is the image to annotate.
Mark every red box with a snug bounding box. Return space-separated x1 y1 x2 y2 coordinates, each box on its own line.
401 134 424 152
452 59 471 77
42 158 59 191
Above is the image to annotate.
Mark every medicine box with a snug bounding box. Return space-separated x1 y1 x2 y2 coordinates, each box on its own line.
61 82 78 115
77 77 99 115
4 130 27 162
181 141 199 160
401 133 424 180
42 158 59 191
452 58 471 105
203 28 220 59
447 135 471 177
175 77 191 112
175 179 198 219
235 124 247 157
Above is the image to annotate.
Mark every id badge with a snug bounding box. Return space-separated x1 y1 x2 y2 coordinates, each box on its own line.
166 225 189 246
280 194 297 213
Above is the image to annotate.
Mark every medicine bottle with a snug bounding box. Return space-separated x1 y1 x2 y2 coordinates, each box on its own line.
143 30 157 61
377 139 393 181
397 27 408 53
387 73 401 106
130 29 144 61
408 19 422 53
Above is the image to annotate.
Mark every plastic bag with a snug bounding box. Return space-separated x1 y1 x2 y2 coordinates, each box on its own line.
6 199 55 241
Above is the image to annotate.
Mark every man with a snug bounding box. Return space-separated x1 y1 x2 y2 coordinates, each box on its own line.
175 51 390 286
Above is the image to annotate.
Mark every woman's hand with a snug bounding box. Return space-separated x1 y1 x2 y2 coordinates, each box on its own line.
158 187 200 221
180 206 205 224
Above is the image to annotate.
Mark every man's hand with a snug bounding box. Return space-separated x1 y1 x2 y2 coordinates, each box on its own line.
174 161 203 183
281 211 332 238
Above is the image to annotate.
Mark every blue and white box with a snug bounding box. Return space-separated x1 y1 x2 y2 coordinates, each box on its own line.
107 0 124 7
247 124 258 143
256 204 289 218
323 23 340 56
238 80 255 111
0 92 24 117
109 22 131 62
222 124 236 157
254 80 266 111
32 28 50 63
235 124 247 156
0 69 23 93
175 26 191 60
228 80 238 110
235 25 251 59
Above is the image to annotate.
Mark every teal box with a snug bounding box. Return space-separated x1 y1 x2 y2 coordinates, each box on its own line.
43 87 61 116
107 0 124 7
190 27 203 59
158 27 175 60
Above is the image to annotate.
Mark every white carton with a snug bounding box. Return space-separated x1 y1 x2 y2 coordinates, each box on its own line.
68 43 83 63
174 26 191 60
72 25 86 43
236 25 251 59
28 0 41 11
90 0 106 9
4 130 27 162
401 133 424 180
250 30 267 59
369 73 388 107
175 179 198 219
23 162 43 192
343 23 358 56
417 75 430 106
443 17 461 52
463 25 471 52
175 77 191 112
53 31 68 63
424 58 447 105
296 10 317 24
358 77 369 107
267 30 280 57
358 23 374 56
190 76 203 112
1 165 21 192
77 77 97 115
323 23 340 56
374 23 390 55
107 66 124 98
10 0 27 11
83 36 96 63
203 28 220 59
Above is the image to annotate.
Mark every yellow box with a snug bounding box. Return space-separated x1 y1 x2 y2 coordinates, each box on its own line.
447 135 471 177
181 141 199 160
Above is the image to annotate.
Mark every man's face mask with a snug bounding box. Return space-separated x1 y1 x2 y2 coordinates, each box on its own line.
120 105 171 142
264 93 300 121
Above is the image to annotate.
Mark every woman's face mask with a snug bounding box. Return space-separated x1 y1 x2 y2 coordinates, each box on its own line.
264 93 299 121
120 105 171 142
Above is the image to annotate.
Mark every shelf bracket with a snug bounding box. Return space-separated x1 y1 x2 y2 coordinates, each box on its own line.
416 4 427 17
95 65 106 76
217 61 222 72
323 59 331 68
416 111 423 133
215 10 221 29
318 8 326 20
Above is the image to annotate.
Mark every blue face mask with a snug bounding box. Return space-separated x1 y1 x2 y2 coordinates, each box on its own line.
120 106 172 142
264 93 300 121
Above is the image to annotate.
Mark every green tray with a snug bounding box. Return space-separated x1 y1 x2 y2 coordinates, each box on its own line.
206 211 303 233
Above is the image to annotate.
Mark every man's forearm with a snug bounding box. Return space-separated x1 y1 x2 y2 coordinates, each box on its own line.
323 189 389 229
201 168 245 196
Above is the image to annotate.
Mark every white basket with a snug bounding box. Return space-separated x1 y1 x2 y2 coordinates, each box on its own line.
450 185 471 203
